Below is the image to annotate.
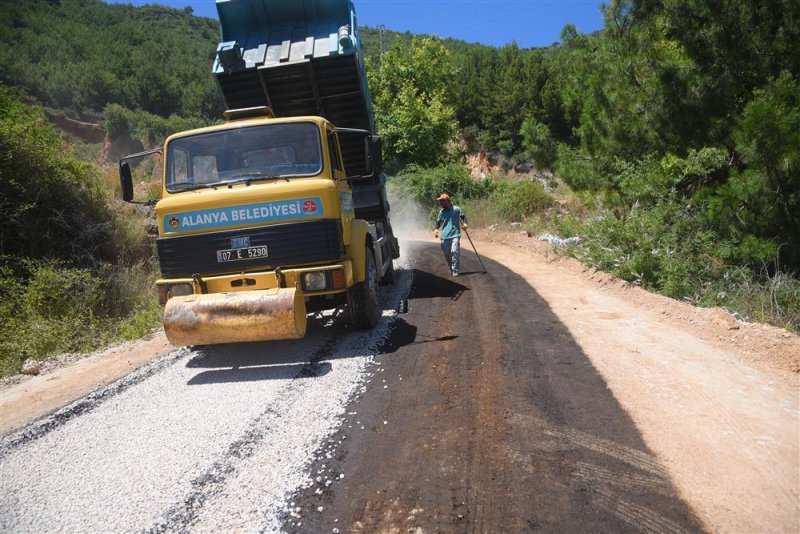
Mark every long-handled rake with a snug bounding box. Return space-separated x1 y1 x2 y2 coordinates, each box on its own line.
463 228 487 274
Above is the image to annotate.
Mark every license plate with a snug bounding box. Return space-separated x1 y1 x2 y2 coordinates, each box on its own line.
216 245 269 263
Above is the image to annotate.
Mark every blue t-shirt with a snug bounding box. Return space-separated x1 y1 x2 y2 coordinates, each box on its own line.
437 205 466 240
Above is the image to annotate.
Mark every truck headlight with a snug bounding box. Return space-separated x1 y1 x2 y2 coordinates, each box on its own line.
303 271 327 291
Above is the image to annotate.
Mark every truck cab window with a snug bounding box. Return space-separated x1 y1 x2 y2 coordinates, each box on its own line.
192 156 218 182
172 148 189 183
165 122 323 192
292 131 322 172
328 133 342 172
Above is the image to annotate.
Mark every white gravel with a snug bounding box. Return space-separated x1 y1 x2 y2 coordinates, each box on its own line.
0 257 414 533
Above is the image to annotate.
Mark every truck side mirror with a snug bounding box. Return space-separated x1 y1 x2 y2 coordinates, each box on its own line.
364 135 382 176
120 162 134 202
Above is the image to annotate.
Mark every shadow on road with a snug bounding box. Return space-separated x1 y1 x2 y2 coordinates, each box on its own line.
406 269 468 300
187 361 332 385
454 270 486 277
286 239 705 534
182 312 363 383
379 318 458 354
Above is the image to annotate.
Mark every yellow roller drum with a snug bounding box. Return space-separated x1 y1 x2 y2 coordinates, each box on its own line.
163 288 307 346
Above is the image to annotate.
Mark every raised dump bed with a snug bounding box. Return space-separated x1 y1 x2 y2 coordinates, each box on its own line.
213 0 376 180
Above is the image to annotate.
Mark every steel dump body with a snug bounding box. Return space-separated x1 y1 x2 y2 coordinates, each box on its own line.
212 0 387 219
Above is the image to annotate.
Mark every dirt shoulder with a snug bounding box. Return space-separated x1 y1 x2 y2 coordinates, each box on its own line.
473 228 800 378
0 334 172 436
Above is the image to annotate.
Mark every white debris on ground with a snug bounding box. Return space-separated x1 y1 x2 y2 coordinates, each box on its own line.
538 233 581 248
0 253 416 533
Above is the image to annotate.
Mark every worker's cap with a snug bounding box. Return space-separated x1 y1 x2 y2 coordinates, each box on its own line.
436 193 451 201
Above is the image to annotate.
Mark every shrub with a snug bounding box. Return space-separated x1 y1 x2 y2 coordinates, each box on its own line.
492 180 553 221
0 260 102 375
103 103 212 148
0 88 162 377
0 85 113 265
390 163 495 210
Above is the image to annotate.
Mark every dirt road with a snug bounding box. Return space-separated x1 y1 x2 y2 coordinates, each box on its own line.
1 236 797 532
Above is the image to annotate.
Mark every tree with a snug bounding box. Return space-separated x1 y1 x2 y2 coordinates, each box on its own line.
520 117 556 168
727 72 800 268
368 37 458 168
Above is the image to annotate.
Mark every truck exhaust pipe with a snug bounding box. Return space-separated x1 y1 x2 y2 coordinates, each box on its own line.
163 288 307 346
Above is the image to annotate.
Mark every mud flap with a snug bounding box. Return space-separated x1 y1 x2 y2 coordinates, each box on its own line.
163 288 307 346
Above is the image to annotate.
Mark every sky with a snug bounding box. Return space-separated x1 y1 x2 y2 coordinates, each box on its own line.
105 0 606 49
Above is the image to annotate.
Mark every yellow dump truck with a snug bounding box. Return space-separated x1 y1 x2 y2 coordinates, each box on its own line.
119 0 399 346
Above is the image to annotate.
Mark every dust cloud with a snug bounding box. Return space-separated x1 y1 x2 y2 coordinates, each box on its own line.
387 188 431 240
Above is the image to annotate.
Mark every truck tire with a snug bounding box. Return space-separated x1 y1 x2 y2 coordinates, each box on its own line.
347 248 381 329
380 259 395 285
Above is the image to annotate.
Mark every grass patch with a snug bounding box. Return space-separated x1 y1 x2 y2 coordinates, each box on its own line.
0 257 162 378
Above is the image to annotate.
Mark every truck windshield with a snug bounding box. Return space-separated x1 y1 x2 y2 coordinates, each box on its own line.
165 122 322 193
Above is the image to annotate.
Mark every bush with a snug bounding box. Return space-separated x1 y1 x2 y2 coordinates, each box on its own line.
0 85 114 265
389 163 554 226
546 197 799 331
103 103 212 148
390 163 495 211
0 260 103 375
0 257 161 377
492 180 553 221
0 88 162 377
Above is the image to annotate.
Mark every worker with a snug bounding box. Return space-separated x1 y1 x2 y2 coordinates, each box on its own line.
433 193 467 276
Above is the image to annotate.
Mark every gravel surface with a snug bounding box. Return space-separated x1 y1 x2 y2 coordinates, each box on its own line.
0 260 413 533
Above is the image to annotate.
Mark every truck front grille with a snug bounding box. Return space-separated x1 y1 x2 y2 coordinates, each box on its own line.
157 219 344 278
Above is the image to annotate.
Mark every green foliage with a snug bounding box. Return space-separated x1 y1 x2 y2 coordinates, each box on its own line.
0 85 113 264
553 143 608 192
0 260 103 376
389 163 552 225
730 71 800 267
0 88 160 376
368 37 459 168
0 258 161 376
491 180 553 221
103 103 212 147
547 136 799 328
448 43 555 156
549 203 799 331
390 163 494 209
0 0 223 119
520 117 556 168
558 198 726 298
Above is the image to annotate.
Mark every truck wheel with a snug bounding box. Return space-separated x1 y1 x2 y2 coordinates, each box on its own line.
348 248 381 329
380 259 395 285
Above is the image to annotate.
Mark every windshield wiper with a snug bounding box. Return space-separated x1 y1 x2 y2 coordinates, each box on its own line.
168 172 287 192
168 182 217 192
227 171 287 184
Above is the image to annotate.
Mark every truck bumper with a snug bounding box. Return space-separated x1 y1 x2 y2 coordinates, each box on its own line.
163 287 307 346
